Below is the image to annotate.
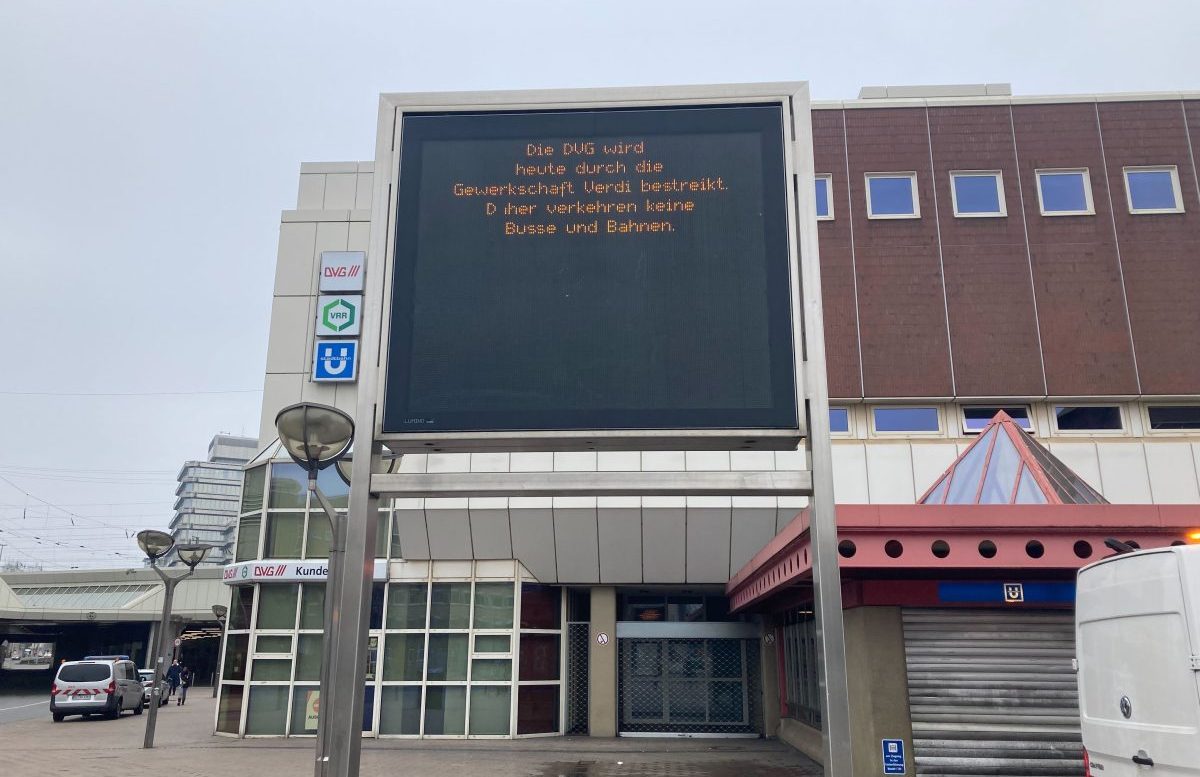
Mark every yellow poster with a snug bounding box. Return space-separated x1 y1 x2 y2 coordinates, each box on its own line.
305 689 320 731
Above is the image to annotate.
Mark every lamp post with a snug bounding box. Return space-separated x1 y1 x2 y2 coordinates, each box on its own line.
212 604 228 699
137 530 211 749
274 403 354 777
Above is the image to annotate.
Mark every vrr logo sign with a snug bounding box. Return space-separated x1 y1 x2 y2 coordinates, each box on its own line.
317 295 361 336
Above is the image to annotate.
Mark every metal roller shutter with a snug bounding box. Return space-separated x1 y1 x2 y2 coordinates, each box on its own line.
902 609 1084 776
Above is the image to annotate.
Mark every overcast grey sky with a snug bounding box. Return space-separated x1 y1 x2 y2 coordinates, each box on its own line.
1 0 1197 569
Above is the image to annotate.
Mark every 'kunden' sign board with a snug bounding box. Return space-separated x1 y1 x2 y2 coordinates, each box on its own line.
372 87 814 451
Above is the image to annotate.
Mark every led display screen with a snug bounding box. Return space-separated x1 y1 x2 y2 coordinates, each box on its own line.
383 104 796 434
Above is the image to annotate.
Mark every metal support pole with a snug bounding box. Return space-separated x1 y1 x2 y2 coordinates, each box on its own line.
310 476 344 777
143 562 194 749
212 617 226 699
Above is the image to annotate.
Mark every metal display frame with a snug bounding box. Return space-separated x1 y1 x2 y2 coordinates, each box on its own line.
322 83 852 777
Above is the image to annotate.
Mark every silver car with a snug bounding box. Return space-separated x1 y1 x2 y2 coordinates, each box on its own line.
138 669 169 707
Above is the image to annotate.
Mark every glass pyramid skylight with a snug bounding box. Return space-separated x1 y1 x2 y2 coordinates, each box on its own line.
918 411 1108 505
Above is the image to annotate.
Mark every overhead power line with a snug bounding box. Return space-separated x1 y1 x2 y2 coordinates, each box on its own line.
0 388 262 397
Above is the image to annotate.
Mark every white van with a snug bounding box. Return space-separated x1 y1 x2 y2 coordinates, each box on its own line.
1075 544 1200 775
50 656 144 721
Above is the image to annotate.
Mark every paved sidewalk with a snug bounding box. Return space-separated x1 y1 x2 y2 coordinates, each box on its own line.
0 691 820 776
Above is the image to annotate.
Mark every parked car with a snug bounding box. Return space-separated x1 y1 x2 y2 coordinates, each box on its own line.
50 656 144 721
138 669 169 707
1075 543 1200 775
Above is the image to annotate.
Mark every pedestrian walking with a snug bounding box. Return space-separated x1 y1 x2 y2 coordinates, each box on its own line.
166 659 181 698
177 665 193 705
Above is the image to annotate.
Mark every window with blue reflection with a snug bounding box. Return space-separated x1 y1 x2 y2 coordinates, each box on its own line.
829 408 849 433
963 406 1031 432
873 407 939 432
952 172 1004 216
815 176 832 219
1037 170 1091 214
1125 168 1180 212
867 174 917 217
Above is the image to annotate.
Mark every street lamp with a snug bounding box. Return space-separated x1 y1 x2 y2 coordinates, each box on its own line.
275 403 352 777
137 531 211 749
212 604 228 699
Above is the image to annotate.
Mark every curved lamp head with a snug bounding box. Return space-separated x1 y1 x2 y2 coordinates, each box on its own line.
212 604 228 623
274 402 354 473
175 543 212 569
136 530 175 561
334 449 400 486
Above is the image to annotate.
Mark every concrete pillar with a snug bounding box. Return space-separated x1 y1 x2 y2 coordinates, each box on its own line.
588 586 617 736
843 607 914 775
760 622 781 737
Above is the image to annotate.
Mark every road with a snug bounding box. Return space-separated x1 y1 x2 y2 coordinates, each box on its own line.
0 693 49 725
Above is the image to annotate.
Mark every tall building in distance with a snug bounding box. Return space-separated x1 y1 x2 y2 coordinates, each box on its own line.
168 434 257 566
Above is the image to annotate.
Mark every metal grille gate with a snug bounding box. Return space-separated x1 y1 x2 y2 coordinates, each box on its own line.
902 609 1084 776
566 622 589 734
618 637 760 735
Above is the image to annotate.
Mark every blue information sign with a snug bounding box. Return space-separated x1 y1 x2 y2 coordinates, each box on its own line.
882 738 905 775
313 340 358 382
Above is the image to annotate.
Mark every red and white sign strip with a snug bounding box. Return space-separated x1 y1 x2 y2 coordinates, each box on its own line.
221 559 387 584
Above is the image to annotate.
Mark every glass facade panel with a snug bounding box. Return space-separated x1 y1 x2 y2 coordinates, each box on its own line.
299 584 325 630
475 634 510 653
379 686 422 735
469 686 511 735
315 465 350 509
230 586 255 630
471 658 511 681
383 633 425 681
1055 405 1123 431
269 462 309 509
224 634 249 681
251 658 291 681
290 686 320 734
814 176 831 218
246 685 289 735
424 686 467 735
386 584 428 629
829 408 849 433
265 513 304 559
1148 405 1200 430
295 634 322 682
235 515 260 562
426 634 468 681
429 583 471 629
520 584 561 629
256 635 292 653
376 511 389 560
241 465 266 513
963 406 1031 432
473 582 514 629
519 634 560 681
216 685 244 733
304 513 331 559
257 584 298 630
517 685 559 735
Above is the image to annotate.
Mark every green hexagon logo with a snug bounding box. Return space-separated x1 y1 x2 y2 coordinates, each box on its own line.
322 298 356 332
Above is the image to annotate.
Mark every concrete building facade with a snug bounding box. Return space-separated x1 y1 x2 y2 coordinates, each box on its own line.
168 434 257 566
217 84 1200 766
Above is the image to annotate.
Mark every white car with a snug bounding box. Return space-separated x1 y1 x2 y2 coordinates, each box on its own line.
51 656 144 721
137 669 170 707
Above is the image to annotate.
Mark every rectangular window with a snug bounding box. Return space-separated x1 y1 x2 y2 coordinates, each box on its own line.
1036 168 1094 215
829 407 850 434
815 174 833 220
962 406 1032 433
1124 166 1184 214
1054 406 1123 432
866 172 919 219
872 406 940 433
1148 405 1200 431
950 171 1006 217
